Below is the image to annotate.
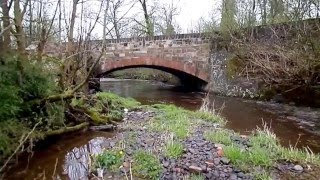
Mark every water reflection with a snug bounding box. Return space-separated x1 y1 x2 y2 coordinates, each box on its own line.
63 137 108 180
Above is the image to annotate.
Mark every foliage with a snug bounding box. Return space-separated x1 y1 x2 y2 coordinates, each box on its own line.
164 140 184 159
133 150 162 180
220 0 237 33
0 56 59 164
94 150 124 170
0 56 57 121
70 92 141 122
0 120 31 161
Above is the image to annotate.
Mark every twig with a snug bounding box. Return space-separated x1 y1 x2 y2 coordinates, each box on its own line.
294 134 302 149
52 158 58 179
0 121 41 173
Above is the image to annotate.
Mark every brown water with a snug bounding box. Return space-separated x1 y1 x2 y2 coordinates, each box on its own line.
3 79 320 179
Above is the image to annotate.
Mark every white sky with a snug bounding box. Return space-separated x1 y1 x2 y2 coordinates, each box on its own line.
61 0 221 38
176 0 219 31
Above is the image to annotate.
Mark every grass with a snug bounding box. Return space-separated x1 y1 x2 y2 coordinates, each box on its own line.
253 170 272 180
224 145 246 163
189 174 205 180
164 140 184 158
133 150 162 180
148 104 224 139
204 129 233 145
217 123 320 177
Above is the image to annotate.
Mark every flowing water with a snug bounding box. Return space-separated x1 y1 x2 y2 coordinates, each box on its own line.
3 79 320 179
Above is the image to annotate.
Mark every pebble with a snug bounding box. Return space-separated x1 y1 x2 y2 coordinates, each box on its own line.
221 157 230 164
230 174 238 180
294 165 303 171
189 165 202 173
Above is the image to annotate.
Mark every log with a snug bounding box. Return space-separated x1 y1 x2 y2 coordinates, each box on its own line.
45 122 89 136
89 125 115 131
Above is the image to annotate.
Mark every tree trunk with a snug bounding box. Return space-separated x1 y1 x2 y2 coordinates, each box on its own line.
13 0 28 56
139 0 153 36
1 0 12 54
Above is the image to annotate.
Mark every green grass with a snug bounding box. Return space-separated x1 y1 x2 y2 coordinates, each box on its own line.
248 147 273 167
204 129 233 145
220 125 320 177
190 174 205 180
133 150 162 180
253 170 272 180
224 145 246 163
148 104 225 139
164 141 184 158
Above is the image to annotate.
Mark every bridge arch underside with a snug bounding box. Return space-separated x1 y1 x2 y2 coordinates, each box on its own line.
99 64 208 90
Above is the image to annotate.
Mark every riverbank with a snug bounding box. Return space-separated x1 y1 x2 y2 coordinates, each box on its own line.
3 90 320 179
82 97 320 179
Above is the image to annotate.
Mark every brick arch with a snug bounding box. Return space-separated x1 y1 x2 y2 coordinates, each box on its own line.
98 57 209 83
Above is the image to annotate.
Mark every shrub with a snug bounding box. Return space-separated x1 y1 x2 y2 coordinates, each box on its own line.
94 150 124 170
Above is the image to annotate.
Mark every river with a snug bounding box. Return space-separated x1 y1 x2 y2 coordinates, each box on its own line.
3 79 320 179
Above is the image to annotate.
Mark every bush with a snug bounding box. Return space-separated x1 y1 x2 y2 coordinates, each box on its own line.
0 56 57 121
0 55 57 162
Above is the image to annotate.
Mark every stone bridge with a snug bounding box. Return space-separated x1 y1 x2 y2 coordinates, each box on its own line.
97 33 211 88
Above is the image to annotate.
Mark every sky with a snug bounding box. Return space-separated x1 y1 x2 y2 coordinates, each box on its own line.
61 0 222 38
176 0 220 31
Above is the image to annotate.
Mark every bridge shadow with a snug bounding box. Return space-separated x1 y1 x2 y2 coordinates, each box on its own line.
98 66 208 91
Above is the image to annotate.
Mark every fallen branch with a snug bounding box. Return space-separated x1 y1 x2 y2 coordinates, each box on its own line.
45 122 89 137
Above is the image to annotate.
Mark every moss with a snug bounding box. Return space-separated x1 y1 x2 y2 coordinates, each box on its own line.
225 55 244 79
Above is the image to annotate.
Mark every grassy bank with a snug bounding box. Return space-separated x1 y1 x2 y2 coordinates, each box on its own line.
90 95 320 179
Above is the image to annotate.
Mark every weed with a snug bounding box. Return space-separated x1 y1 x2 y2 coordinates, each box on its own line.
204 129 233 145
248 147 273 167
133 150 162 180
164 140 184 158
224 145 246 164
94 150 124 171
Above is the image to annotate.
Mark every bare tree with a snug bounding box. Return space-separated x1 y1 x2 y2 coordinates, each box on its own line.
155 0 180 36
107 0 135 39
137 0 153 36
